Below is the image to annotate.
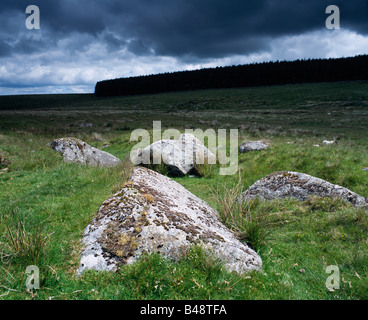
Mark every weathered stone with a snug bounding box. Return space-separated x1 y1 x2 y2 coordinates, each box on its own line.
239 171 368 208
322 140 337 145
132 133 216 177
239 140 271 153
78 167 262 275
0 151 11 169
79 123 93 128
50 137 121 167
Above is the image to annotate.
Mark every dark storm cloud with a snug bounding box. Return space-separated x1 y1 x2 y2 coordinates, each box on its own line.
1 0 367 59
1 0 368 94
120 0 368 58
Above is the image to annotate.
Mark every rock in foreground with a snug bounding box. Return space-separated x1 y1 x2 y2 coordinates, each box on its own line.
50 138 121 167
239 171 368 208
78 167 262 275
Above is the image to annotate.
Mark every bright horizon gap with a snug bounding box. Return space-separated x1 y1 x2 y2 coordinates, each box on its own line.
1 52 366 96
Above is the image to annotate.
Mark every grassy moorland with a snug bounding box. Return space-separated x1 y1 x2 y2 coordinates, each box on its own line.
0 81 367 300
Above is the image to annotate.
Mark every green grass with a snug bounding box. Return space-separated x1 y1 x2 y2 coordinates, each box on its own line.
0 81 368 300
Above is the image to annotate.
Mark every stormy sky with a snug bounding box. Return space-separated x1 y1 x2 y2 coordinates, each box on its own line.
0 0 367 95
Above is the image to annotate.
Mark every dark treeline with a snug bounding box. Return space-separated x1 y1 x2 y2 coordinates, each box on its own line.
94 55 368 97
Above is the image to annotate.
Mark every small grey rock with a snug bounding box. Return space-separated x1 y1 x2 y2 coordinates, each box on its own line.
50 137 121 167
239 171 368 208
239 140 270 153
322 140 337 145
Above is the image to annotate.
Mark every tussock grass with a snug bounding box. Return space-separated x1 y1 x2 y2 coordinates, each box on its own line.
3 220 53 267
193 157 220 178
212 173 272 251
0 207 53 291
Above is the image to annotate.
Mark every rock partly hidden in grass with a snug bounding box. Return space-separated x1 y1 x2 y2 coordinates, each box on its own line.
239 171 368 208
49 137 122 167
322 140 337 145
238 140 271 153
0 150 11 169
77 167 262 275
131 133 216 177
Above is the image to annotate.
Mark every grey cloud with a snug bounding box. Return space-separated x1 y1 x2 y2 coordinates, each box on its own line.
0 0 368 94
1 0 367 59
92 0 368 58
0 42 12 57
126 38 154 56
102 31 127 51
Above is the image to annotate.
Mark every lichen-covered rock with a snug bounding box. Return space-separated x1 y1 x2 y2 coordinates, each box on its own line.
239 140 270 153
239 171 368 208
132 133 216 177
78 167 262 275
50 137 121 167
